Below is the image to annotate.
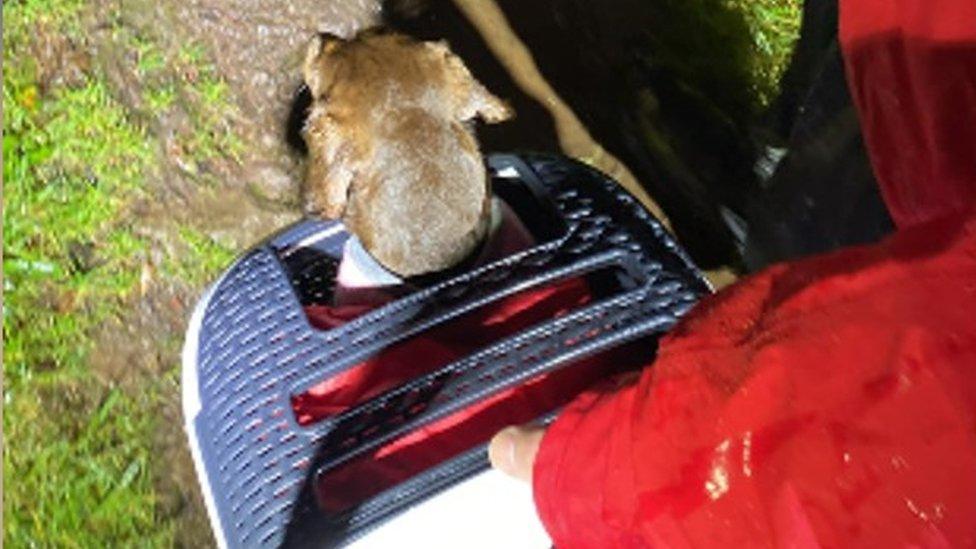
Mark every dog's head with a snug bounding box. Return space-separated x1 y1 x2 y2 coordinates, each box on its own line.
300 32 513 276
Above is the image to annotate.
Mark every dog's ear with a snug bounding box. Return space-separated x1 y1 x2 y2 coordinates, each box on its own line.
426 40 514 124
303 33 344 98
469 85 514 124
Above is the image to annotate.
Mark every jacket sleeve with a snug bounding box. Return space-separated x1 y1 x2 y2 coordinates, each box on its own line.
532 0 976 546
534 212 976 548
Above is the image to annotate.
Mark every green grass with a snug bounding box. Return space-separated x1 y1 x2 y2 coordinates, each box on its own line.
132 32 245 170
183 73 244 166
162 227 238 286
3 1 234 546
3 4 169 545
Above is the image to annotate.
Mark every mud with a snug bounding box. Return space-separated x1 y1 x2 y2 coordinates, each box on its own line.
88 284 211 546
26 19 92 94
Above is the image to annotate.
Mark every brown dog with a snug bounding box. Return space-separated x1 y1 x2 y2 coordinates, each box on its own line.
302 31 513 277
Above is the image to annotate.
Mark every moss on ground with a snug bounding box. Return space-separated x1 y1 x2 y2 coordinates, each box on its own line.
728 0 803 105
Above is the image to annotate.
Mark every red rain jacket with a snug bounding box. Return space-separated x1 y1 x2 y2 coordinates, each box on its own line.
532 0 976 547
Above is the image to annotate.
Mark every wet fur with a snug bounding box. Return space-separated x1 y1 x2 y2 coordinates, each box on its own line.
302 31 512 276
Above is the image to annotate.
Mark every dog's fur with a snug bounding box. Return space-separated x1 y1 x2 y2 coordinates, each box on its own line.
302 31 512 277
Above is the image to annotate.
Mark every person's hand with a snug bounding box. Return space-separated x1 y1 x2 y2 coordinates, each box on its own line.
487 424 546 483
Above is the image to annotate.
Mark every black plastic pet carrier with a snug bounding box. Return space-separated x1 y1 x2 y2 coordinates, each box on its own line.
182 153 710 548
